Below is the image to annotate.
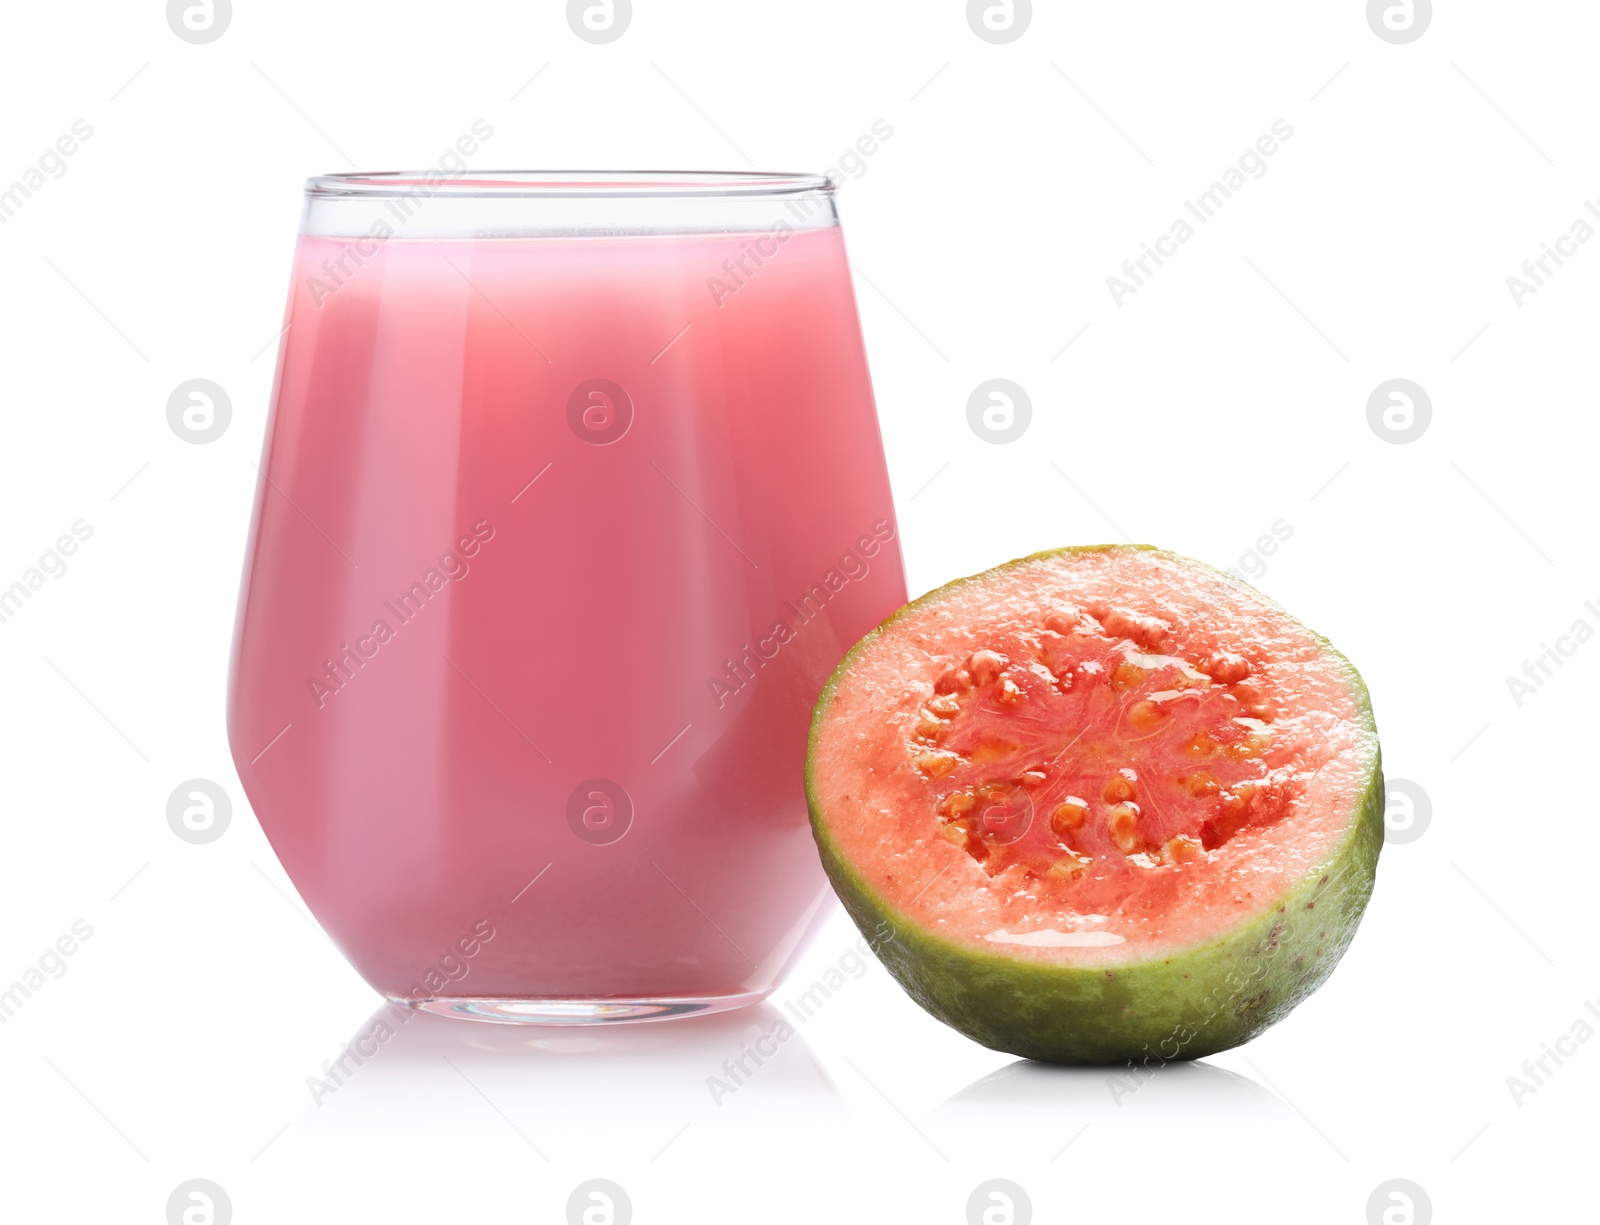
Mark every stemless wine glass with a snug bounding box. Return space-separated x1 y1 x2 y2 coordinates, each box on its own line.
227 172 906 1023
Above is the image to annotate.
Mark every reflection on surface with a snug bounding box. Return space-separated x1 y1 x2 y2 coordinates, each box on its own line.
930 1056 1298 1135
294 1001 845 1145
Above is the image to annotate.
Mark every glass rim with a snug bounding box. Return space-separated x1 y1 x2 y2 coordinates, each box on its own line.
305 170 835 200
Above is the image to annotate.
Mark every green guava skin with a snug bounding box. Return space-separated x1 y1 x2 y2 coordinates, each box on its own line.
804 545 1385 1065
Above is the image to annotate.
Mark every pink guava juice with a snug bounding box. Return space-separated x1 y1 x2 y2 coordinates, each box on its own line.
228 193 907 1021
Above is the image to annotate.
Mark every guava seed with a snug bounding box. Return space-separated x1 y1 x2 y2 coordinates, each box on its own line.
1042 608 1080 634
1045 852 1092 880
1102 770 1138 803
1050 798 1089 837
935 669 973 695
1200 652 1251 684
1111 659 1148 692
969 650 1007 684
1164 834 1204 864
915 751 961 779
1107 802 1143 853
941 790 976 818
1127 700 1167 730
1101 609 1168 648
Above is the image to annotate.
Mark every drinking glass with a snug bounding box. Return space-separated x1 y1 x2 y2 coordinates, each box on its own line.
227 172 906 1022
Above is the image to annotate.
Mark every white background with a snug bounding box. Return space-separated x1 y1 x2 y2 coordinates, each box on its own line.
0 2 1594 1222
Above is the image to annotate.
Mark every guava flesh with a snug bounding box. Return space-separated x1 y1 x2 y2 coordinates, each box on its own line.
805 545 1383 1063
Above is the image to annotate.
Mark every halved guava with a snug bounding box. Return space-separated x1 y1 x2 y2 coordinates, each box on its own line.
806 545 1383 1064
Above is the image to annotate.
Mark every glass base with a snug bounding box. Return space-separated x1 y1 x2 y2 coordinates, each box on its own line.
394 990 769 1026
